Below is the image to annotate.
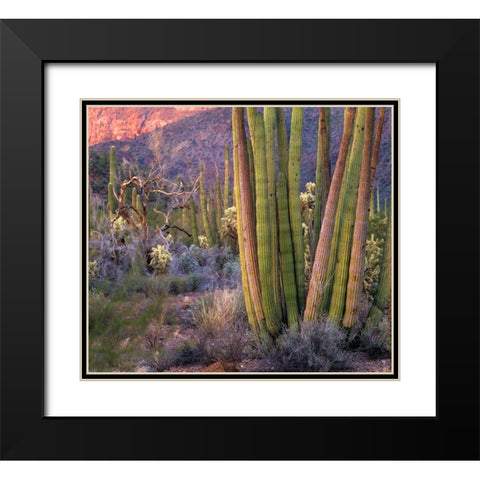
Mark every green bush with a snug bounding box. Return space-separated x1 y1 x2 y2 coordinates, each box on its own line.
149 244 172 274
179 251 199 274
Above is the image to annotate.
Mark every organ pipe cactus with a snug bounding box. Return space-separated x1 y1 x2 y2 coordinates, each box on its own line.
224 144 230 211
304 107 356 322
190 198 199 247
329 108 367 322
107 146 118 215
264 107 282 322
216 171 222 242
232 107 268 341
343 107 375 327
313 107 331 253
248 110 281 335
277 172 299 329
288 107 306 310
199 162 214 247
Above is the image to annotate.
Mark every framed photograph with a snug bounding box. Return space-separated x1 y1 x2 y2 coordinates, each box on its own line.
1 19 478 460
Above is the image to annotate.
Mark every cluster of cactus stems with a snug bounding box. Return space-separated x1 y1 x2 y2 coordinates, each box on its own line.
233 105 391 342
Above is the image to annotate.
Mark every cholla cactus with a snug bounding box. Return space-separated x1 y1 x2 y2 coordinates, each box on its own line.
364 234 384 301
112 216 129 237
220 206 237 243
198 235 209 249
149 244 172 274
88 260 99 280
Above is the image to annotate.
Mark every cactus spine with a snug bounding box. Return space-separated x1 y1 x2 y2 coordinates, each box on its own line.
313 107 331 253
304 107 356 322
199 162 214 247
343 107 375 327
248 110 281 335
232 107 267 340
328 108 367 322
277 172 299 328
288 107 306 310
224 145 230 211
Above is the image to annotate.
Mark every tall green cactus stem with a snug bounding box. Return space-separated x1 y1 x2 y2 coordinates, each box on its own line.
313 107 331 254
224 144 230 211
136 195 142 220
264 107 282 322
249 110 281 335
276 107 289 176
277 172 299 329
304 107 356 323
190 198 199 247
329 107 367 322
376 186 380 216
321 108 357 312
199 162 214 247
107 183 116 216
369 108 386 202
246 137 256 212
109 146 117 188
232 107 268 342
288 107 306 311
365 211 392 328
215 171 222 243
343 108 375 327
209 195 219 246
107 146 118 214
369 189 375 220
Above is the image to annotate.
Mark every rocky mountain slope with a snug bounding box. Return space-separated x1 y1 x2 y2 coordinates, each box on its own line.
89 106 392 201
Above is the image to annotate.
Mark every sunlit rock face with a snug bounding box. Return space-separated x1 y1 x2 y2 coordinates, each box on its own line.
88 106 210 146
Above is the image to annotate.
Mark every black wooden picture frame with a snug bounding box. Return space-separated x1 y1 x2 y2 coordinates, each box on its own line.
1 19 478 460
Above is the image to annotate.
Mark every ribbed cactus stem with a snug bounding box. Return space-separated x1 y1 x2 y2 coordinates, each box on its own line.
224 144 230 211
209 194 219 246
329 108 367 322
264 107 282 323
215 171 222 243
190 198 199 247
376 186 380 216
288 107 306 311
313 107 331 253
343 107 375 327
277 172 299 329
276 107 289 176
369 107 387 202
366 211 392 328
109 146 117 188
232 107 268 341
107 182 116 215
304 107 356 323
246 137 256 212
107 146 118 215
199 162 214 247
249 110 281 335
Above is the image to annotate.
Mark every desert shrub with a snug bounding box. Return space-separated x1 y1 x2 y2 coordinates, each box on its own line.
168 276 189 295
360 316 392 359
269 321 350 372
189 288 251 370
186 273 201 292
111 271 166 301
149 244 172 275
189 244 206 266
178 251 199 274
